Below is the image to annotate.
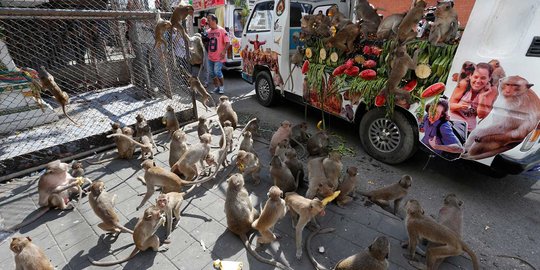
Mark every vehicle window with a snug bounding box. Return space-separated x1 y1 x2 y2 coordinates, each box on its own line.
233 9 246 37
291 2 312 27
312 5 332 16
247 1 274 33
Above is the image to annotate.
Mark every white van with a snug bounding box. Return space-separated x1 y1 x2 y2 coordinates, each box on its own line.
240 0 540 175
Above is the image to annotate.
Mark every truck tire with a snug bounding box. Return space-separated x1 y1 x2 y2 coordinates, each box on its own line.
359 108 417 164
255 70 277 106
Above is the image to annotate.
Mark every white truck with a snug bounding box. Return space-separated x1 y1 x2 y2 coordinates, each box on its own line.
240 0 540 175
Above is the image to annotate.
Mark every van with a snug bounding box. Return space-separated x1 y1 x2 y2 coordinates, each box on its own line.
193 0 249 69
240 0 540 175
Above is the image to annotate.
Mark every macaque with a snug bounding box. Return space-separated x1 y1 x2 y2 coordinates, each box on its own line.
355 0 382 38
429 194 464 269
290 122 310 147
397 0 427 44
404 200 479 270
156 192 184 242
107 134 154 160
327 4 350 30
38 66 78 125
269 120 295 155
219 120 234 153
170 4 195 58
225 174 291 269
305 157 336 199
428 2 459 46
381 45 419 100
87 124 135 164
217 96 238 129
361 175 412 215
89 206 168 266
377 13 405 39
236 150 261 184
171 133 212 181
285 192 328 259
324 23 361 53
307 130 330 156
336 166 358 207
197 116 211 138
274 138 292 161
163 105 180 136
189 75 216 111
135 114 158 150
241 117 260 137
10 237 54 270
70 160 84 178
284 149 305 187
154 13 172 49
270 155 297 193
189 33 206 66
252 186 287 244
489 59 506 87
463 76 540 160
334 236 390 270
239 131 255 154
169 129 188 167
323 151 343 190
88 181 134 235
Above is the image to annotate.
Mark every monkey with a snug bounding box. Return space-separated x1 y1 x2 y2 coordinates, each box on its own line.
322 151 343 189
239 131 255 154
355 0 382 38
88 180 134 235
217 96 238 129
428 2 459 46
274 138 292 161
397 0 427 44
336 166 358 207
89 206 168 266
305 156 336 199
70 160 84 178
88 123 136 164
224 174 291 270
135 113 159 151
462 76 540 160
169 129 188 167
220 120 234 153
197 116 211 139
241 117 260 137
327 4 350 30
324 23 361 53
404 199 479 270
156 192 184 242
236 150 261 185
270 155 297 193
489 59 506 87
189 33 206 67
163 105 180 137
333 235 390 270
270 120 292 155
251 186 287 244
107 134 154 160
283 47 306 90
171 133 212 181
285 192 330 260
360 175 412 215
307 130 330 156
377 13 405 39
153 12 172 50
284 149 305 187
38 66 78 125
170 4 194 51
189 75 217 112
205 143 229 172
380 45 420 100
290 121 310 147
6 160 91 232
10 236 54 270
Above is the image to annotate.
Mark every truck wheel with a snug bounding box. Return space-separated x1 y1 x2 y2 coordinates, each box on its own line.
359 108 417 164
255 70 276 106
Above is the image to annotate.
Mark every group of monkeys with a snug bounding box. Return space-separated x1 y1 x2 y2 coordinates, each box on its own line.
7 94 479 270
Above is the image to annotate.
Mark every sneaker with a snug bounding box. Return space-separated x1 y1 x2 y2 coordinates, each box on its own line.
218 86 224 94
213 87 220 94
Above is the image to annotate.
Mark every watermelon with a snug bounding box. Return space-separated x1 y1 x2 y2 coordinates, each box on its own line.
344 66 360 77
333 65 347 76
344 59 355 68
403 80 417 92
302 60 310 74
370 46 382 56
359 69 377 80
363 60 377 69
421 82 446 98
375 94 386 107
362 45 372 55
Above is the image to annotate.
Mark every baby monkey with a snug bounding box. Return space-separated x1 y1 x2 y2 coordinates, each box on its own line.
252 186 287 245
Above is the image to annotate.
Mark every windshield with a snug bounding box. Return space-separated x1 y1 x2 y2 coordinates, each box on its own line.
233 9 246 38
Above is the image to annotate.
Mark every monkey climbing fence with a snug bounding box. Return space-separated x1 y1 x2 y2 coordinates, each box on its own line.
0 0 197 179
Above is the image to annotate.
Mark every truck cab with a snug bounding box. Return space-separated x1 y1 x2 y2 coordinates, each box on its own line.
240 0 540 175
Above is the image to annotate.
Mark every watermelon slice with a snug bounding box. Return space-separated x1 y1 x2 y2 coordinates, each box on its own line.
359 69 377 80
421 82 446 98
302 60 310 74
403 80 417 92
375 94 386 107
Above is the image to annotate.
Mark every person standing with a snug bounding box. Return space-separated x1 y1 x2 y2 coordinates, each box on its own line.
206 14 230 94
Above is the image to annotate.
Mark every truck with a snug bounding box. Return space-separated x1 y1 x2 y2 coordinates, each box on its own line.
240 0 540 175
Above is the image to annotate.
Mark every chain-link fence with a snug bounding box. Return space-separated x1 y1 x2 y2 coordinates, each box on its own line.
0 0 197 179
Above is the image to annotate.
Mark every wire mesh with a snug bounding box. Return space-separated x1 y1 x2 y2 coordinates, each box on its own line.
0 0 197 177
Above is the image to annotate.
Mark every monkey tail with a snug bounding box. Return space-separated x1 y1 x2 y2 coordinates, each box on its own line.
306 227 335 270
114 223 134 234
290 137 307 159
107 134 146 148
6 207 51 232
61 105 80 126
89 247 140 266
85 156 118 165
462 242 480 270
242 233 292 270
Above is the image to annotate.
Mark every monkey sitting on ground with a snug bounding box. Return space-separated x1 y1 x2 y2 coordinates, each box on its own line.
225 174 291 269
169 129 188 167
197 116 211 138
305 156 337 200
323 151 343 189
336 166 358 207
163 105 180 137
88 181 134 235
156 192 185 242
38 66 79 125
284 149 305 188
89 206 168 266
10 237 54 270
239 131 255 154
334 236 390 270
462 76 540 160
135 114 159 151
171 133 212 181
397 0 427 44
236 150 261 185
403 200 479 270
380 45 420 101
307 130 329 156
270 120 292 155
270 155 298 193
361 175 412 215
242 117 260 137
217 96 238 129
220 120 234 153
355 0 382 38
107 134 154 160
290 122 310 147
274 138 292 161
88 124 135 164
428 2 458 46
189 75 217 111
252 186 287 245
70 160 84 178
